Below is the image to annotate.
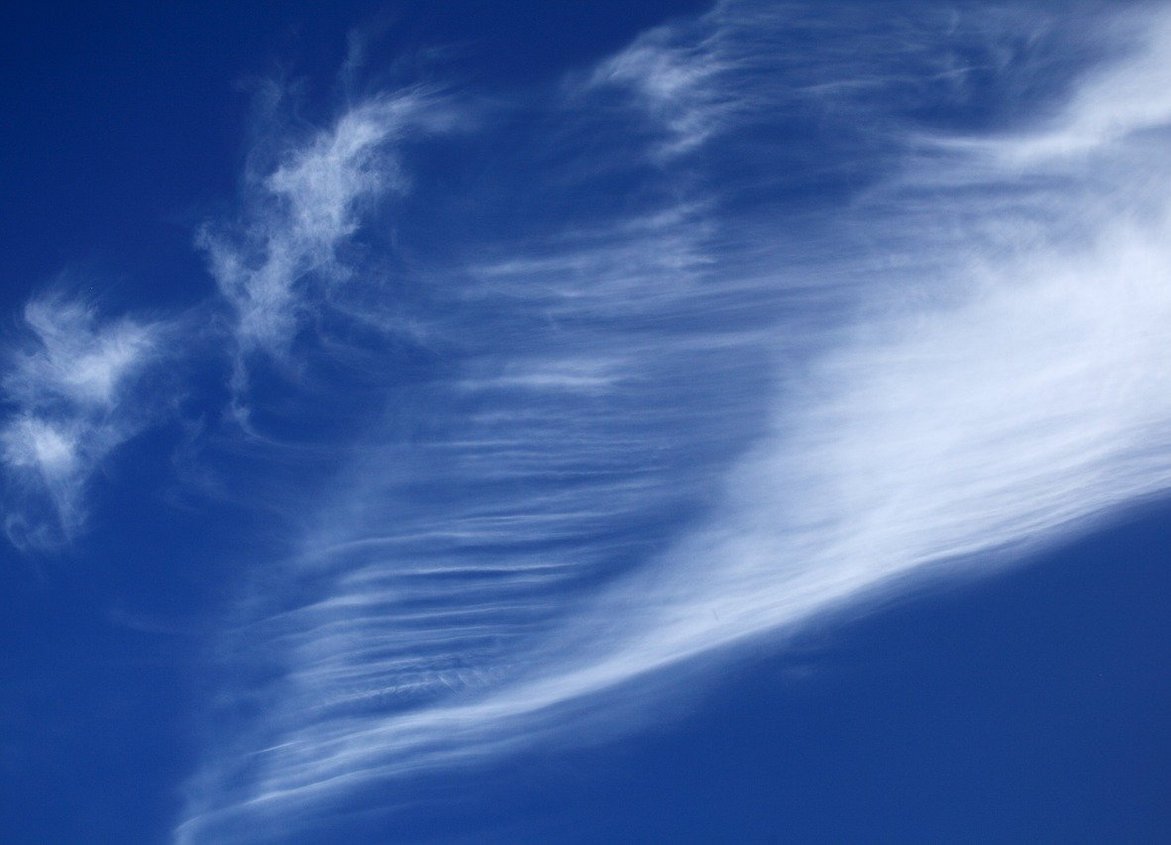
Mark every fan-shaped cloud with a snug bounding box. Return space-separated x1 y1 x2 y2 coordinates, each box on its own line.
176 3 1171 841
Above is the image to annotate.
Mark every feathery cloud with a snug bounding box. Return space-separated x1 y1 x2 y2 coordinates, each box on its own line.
1 296 168 549
199 90 452 400
176 3 1171 839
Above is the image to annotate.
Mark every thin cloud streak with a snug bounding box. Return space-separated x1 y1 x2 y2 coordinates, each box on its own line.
177 3 1171 840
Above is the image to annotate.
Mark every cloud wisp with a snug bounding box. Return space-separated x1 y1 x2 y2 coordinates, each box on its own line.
177 3 1171 840
1 296 169 549
199 88 453 410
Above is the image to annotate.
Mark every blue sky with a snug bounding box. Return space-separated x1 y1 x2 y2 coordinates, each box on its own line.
2 2 1169 842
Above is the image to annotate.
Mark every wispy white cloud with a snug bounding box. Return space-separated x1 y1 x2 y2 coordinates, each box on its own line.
176 96 768 839
6 297 157 410
200 89 454 401
587 16 728 157
1 296 168 549
581 1 985 159
177 2 1171 840
933 6 1171 166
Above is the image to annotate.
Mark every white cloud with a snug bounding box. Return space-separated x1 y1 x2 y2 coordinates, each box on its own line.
3 417 79 476
176 3 1171 839
1002 9 1171 162
1 296 167 549
916 8 1171 168
7 297 156 409
200 91 453 381
588 21 727 156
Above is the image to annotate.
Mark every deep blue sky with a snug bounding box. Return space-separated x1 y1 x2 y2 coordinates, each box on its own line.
2 2 1169 843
